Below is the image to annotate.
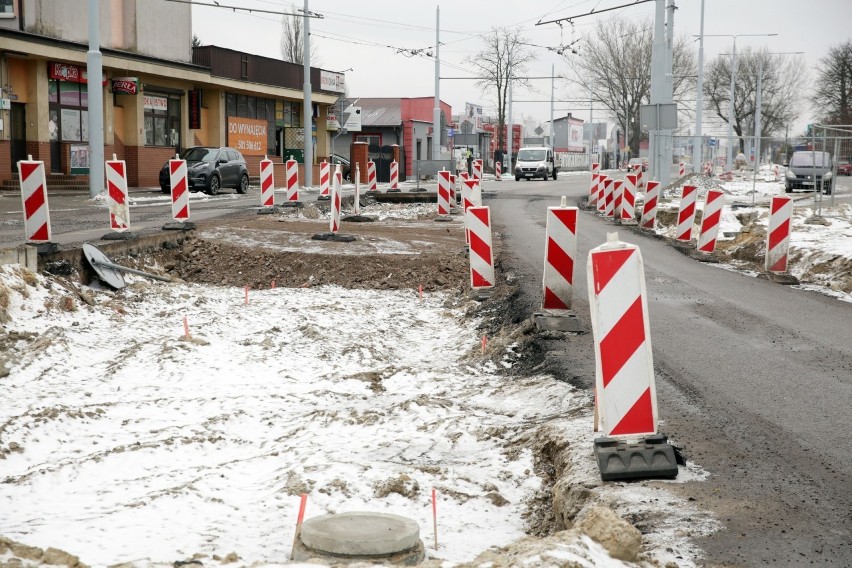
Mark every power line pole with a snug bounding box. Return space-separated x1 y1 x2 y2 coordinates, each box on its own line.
302 0 312 187
433 5 441 162
693 0 705 173
87 0 104 198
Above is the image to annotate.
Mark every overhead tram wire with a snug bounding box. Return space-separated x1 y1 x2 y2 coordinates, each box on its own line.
164 0 322 18
536 0 655 26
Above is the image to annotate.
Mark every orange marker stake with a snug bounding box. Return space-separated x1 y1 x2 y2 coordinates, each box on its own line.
432 488 438 550
271 279 276 289
244 285 249 305
419 284 423 303
183 316 190 339
481 335 487 355
290 493 308 560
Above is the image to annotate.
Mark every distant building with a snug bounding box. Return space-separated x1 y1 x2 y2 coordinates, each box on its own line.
0 0 346 187
551 114 586 154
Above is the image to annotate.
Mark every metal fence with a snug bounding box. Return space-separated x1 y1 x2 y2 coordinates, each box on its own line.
556 152 589 171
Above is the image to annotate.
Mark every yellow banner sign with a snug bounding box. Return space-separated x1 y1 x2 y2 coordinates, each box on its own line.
227 117 267 156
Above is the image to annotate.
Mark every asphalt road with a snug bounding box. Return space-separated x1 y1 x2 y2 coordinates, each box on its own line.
486 173 852 567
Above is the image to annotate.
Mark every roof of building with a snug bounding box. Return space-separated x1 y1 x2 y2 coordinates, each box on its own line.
358 98 403 127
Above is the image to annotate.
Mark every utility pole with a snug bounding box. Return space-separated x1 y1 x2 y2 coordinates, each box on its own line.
693 0 705 172
87 0 103 198
432 5 441 162
550 63 554 148
507 65 513 174
302 0 312 187
588 86 593 169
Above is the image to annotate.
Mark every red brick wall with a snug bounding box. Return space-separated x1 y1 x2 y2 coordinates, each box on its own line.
352 142 368 184
126 147 176 187
270 160 320 189
0 141 10 185
25 142 50 164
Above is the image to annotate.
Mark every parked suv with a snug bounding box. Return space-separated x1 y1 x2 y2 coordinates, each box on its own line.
159 146 249 195
514 147 558 181
785 151 833 194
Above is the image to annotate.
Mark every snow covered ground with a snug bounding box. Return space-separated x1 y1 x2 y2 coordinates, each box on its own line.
0 260 714 567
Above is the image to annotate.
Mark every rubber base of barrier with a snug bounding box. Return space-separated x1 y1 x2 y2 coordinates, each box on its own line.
342 215 375 223
386 188 402 193
102 231 137 241
282 201 304 208
594 434 680 481
162 222 196 231
434 216 453 223
532 311 581 333
257 206 280 215
317 195 331 201
757 272 800 285
34 242 60 255
311 232 356 242
409 188 427 193
469 288 493 301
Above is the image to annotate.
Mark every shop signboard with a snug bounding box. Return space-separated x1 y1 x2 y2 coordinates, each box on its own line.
227 116 267 156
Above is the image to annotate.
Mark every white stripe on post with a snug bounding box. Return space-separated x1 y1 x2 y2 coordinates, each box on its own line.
640 181 660 230
260 158 275 208
286 157 299 202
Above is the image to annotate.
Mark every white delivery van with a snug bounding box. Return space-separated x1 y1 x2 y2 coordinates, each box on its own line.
514 147 558 181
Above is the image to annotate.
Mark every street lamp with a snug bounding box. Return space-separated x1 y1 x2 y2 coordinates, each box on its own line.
698 33 777 170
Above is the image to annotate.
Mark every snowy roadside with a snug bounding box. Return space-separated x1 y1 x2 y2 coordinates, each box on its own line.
0 262 715 567
640 169 852 301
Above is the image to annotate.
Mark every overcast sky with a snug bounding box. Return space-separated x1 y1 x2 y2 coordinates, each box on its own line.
191 0 850 136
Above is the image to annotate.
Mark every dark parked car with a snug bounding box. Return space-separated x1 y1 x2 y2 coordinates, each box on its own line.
160 146 249 195
330 154 352 182
837 160 852 176
785 151 833 194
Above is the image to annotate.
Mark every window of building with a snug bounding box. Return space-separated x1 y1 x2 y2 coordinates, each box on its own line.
226 92 278 153
143 91 181 147
241 54 249 79
48 79 88 143
0 0 15 18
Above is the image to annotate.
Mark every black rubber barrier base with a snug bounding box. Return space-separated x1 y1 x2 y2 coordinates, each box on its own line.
594 434 680 481
757 272 800 285
532 311 582 333
35 242 60 255
257 206 280 215
282 201 304 208
162 222 196 231
342 215 375 223
311 232 356 242
101 232 137 241
317 195 331 201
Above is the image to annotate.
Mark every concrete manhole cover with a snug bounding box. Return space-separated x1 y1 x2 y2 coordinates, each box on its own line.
300 511 420 556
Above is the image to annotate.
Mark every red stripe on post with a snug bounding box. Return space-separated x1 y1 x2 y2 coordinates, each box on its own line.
599 296 645 387
20 161 39 180
24 188 45 217
468 230 491 263
610 387 654 436
547 237 574 283
591 248 634 294
543 287 569 309
471 268 492 287
768 219 790 251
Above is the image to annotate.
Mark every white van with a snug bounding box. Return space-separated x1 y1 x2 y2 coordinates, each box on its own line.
514 147 558 181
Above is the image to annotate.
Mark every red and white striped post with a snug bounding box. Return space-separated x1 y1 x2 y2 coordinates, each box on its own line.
604 178 616 218
589 163 600 207
467 205 495 289
766 196 793 273
462 178 478 244
449 174 457 210
697 189 725 253
286 157 299 202
612 180 624 219
634 165 645 190
471 179 482 207
620 175 636 224
18 157 52 242
330 166 342 234
495 160 502 181
587 233 658 437
437 169 451 217
169 155 190 221
259 157 275 208
679 162 685 177
597 176 610 214
542 200 578 310
319 160 330 199
473 159 483 181
389 160 399 191
367 160 377 191
675 185 698 242
105 156 130 232
640 181 660 230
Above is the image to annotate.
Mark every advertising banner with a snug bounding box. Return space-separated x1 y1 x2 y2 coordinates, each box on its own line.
227 117 267 156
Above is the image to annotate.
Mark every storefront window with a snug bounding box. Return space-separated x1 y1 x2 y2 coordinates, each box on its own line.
227 92 277 153
144 92 181 147
49 78 88 143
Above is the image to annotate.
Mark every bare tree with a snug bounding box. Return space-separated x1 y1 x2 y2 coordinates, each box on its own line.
813 40 852 125
568 17 694 158
281 5 320 65
704 47 805 151
191 34 202 49
464 27 536 154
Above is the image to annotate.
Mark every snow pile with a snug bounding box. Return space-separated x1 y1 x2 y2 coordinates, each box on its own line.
0 267 712 567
